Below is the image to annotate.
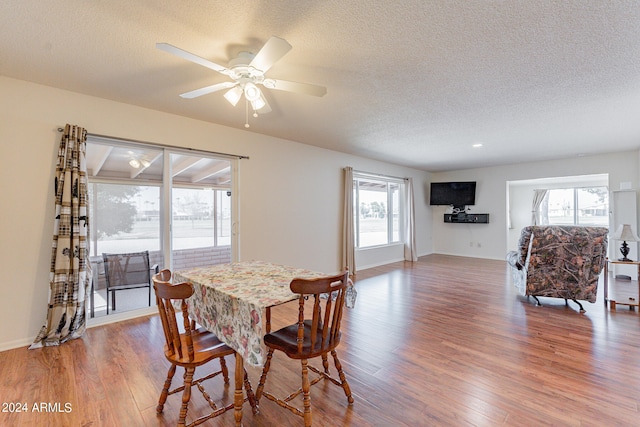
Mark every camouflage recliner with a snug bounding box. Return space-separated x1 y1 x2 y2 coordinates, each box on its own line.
506 225 608 313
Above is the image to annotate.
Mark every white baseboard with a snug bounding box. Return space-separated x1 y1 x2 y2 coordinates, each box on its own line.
357 251 433 271
432 251 505 261
357 257 406 271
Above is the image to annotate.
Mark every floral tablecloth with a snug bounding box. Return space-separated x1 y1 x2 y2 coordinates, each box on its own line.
174 260 327 367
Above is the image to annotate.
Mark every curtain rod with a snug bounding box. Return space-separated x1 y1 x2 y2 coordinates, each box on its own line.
352 169 408 182
57 128 249 160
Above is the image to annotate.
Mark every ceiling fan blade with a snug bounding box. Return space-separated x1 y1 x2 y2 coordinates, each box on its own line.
249 36 292 73
156 42 231 75
180 82 237 99
265 79 327 97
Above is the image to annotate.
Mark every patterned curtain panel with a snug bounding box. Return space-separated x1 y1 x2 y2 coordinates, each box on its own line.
30 124 91 349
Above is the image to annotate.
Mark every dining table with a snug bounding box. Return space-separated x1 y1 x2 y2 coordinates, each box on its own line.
173 260 331 426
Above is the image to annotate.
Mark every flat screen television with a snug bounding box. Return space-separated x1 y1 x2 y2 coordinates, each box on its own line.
429 181 476 210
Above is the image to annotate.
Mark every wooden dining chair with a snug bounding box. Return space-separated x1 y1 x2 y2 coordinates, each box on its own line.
152 270 257 427
255 270 354 426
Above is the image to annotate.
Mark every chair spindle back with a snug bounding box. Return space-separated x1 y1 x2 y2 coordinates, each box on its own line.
289 270 349 354
153 270 197 362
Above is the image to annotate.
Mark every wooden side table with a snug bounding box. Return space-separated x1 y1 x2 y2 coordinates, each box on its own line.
604 257 640 311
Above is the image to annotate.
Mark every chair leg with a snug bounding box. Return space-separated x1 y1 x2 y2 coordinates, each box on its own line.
321 353 330 374
331 350 354 404
301 359 312 427
243 368 259 414
111 289 117 311
256 348 274 402
157 364 177 413
219 356 230 384
179 367 195 427
90 276 95 318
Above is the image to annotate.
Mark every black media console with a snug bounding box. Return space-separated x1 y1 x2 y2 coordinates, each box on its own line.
444 213 489 224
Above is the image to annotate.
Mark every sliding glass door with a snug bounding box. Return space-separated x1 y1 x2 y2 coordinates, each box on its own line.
86 137 237 318
169 152 233 271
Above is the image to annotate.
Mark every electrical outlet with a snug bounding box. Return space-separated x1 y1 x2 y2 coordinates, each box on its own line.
470 241 473 247
477 242 482 248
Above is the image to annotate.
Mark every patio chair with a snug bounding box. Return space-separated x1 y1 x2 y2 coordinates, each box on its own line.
102 251 158 314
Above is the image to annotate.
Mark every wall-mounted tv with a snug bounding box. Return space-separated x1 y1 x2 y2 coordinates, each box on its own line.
429 181 476 210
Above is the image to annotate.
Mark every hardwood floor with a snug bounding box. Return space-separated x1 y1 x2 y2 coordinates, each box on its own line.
2 254 640 426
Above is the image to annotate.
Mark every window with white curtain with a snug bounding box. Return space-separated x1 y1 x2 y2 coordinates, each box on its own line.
352 172 404 248
545 186 609 226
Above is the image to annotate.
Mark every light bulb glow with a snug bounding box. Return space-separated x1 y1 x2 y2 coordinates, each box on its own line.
244 83 261 101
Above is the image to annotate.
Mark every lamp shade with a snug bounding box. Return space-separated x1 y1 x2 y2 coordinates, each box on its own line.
250 94 266 111
223 86 242 106
612 224 640 242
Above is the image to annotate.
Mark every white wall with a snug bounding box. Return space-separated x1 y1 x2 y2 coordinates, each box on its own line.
430 152 640 260
0 76 432 350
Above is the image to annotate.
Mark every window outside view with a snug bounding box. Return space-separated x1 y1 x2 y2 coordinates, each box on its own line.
172 187 231 249
545 187 608 226
88 184 231 256
354 177 402 248
89 184 161 255
85 140 234 317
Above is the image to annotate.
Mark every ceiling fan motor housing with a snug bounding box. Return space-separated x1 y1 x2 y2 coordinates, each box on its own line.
228 52 264 84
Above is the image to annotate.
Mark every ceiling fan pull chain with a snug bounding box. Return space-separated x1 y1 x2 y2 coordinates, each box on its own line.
244 97 250 128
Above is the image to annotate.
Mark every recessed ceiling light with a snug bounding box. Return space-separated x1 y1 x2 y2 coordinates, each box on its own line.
472 143 483 148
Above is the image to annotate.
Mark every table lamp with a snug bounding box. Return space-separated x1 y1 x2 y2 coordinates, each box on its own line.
612 224 640 262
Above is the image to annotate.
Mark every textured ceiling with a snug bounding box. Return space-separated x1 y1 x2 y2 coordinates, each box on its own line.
1 1 640 172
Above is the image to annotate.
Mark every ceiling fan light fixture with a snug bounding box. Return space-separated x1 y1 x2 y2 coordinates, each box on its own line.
243 82 261 101
223 86 242 106
250 94 266 111
157 36 326 130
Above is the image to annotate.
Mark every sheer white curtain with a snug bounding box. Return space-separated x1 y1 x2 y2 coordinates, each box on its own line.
342 167 355 276
531 189 549 225
404 178 418 262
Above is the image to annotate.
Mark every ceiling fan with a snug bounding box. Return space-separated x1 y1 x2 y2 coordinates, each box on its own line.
157 36 326 127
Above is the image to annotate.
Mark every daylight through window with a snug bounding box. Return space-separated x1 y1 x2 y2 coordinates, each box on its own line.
544 187 608 226
353 173 404 248
85 136 235 317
